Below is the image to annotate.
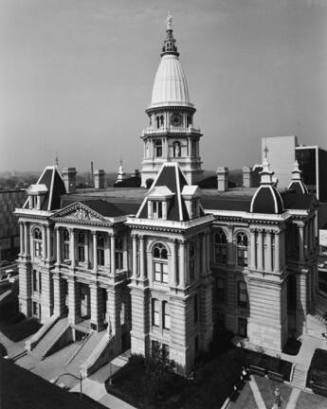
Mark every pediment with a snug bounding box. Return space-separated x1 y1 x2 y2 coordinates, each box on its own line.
52 202 106 224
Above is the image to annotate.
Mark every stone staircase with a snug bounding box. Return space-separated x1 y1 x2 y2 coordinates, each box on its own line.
30 317 69 360
291 364 308 389
67 331 106 377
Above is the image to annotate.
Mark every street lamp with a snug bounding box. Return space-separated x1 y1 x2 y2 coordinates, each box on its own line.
272 386 281 409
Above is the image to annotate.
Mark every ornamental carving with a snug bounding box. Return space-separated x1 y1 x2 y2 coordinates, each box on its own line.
70 208 99 222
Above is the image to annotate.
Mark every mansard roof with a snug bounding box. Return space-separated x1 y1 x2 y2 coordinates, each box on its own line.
281 192 316 210
24 166 66 211
137 162 191 221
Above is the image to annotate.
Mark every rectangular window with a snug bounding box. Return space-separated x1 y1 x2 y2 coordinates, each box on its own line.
32 270 37 292
153 201 163 219
237 249 248 267
162 263 168 283
152 299 160 326
38 271 42 293
32 301 38 317
162 343 169 360
115 252 123 270
238 318 247 338
97 249 105 266
151 340 160 357
238 282 248 308
163 302 170 330
78 246 85 262
194 294 199 323
154 262 161 281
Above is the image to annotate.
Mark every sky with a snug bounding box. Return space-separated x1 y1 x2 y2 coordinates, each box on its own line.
0 0 326 173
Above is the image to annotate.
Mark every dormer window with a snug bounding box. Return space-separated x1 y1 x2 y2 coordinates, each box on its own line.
153 201 163 218
155 140 162 157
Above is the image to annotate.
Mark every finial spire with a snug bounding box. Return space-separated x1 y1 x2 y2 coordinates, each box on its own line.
166 13 172 30
161 14 179 57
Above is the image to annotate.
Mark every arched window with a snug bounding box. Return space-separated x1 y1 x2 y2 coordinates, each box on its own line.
153 243 168 283
33 228 42 257
160 115 164 127
189 244 195 281
63 229 70 261
215 229 227 264
173 141 181 157
155 140 162 158
237 281 248 308
236 232 248 267
97 233 105 266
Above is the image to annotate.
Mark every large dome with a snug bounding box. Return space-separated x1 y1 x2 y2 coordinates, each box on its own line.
150 54 193 109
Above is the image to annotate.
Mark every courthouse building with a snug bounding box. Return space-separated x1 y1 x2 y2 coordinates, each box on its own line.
15 18 321 375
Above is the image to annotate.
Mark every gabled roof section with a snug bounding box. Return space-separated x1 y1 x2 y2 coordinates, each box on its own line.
137 162 189 221
24 166 66 211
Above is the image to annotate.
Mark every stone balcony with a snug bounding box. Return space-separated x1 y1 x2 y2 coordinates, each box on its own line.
141 125 201 137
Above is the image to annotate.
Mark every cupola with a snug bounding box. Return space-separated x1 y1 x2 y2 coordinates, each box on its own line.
250 158 284 214
288 160 308 194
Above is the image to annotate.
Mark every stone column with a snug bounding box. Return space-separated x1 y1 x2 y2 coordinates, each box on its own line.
296 273 308 334
85 231 89 268
139 235 145 279
132 235 137 278
105 233 110 270
250 231 256 269
19 222 24 256
70 228 75 268
171 239 177 286
257 231 263 271
274 233 280 272
42 225 47 261
111 235 116 275
266 232 272 272
68 279 79 325
90 284 101 330
304 224 308 259
53 275 65 317
40 269 52 321
107 286 122 355
179 241 185 288
92 231 97 274
299 225 304 263
56 227 61 265
47 226 51 262
24 223 30 257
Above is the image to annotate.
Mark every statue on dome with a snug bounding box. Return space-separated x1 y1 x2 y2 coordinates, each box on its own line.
166 14 173 30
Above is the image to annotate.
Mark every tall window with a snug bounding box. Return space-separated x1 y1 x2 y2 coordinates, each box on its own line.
152 298 160 326
215 229 227 264
238 318 247 338
115 237 124 270
153 243 168 283
77 232 85 262
236 232 248 267
33 228 42 258
33 269 37 292
63 229 70 260
237 281 248 308
162 301 170 330
189 244 195 281
97 234 105 266
155 140 162 157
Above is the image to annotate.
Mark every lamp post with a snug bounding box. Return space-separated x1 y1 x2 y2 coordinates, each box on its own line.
108 317 113 385
272 386 281 409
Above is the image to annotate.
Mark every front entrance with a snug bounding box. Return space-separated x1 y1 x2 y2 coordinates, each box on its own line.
80 284 91 319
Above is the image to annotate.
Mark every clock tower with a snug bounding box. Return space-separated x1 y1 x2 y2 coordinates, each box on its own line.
140 16 203 187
